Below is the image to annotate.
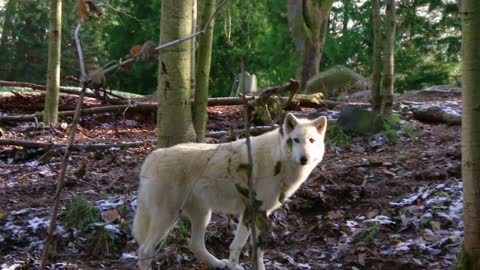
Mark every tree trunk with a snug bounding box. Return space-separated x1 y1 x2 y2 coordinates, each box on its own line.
44 0 63 125
190 0 197 97
0 0 18 78
371 0 382 113
193 0 216 142
287 0 334 88
380 0 396 115
157 0 196 147
461 0 480 269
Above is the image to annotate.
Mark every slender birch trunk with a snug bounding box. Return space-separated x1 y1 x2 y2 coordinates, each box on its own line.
44 0 63 125
193 0 216 142
157 0 196 147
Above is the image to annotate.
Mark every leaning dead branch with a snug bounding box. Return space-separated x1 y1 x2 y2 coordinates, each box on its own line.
40 21 89 270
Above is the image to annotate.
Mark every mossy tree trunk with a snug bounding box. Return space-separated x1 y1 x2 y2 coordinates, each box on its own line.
371 0 382 113
193 0 216 142
287 0 334 88
44 0 63 125
380 0 396 115
157 0 196 147
461 0 480 269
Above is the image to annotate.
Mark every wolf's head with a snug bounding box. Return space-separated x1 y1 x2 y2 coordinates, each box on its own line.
281 113 327 166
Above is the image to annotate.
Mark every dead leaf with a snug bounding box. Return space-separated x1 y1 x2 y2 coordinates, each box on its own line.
0 209 8 219
102 209 120 224
327 210 343 220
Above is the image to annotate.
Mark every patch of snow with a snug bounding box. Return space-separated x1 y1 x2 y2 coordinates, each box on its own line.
365 215 395 225
121 252 138 260
11 209 30 215
394 242 411 252
27 217 48 232
104 224 120 234
1 263 23 270
97 197 125 210
346 220 358 231
130 198 138 210
4 222 22 235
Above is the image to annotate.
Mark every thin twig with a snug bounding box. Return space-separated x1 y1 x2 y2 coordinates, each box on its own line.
102 0 228 75
240 57 259 270
39 21 87 270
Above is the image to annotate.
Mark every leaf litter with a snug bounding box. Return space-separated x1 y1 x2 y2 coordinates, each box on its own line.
0 91 464 269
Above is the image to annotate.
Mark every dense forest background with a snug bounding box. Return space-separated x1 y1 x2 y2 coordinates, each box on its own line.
0 0 460 96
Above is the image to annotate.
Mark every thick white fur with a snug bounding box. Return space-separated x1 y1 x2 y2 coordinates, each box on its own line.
133 113 327 270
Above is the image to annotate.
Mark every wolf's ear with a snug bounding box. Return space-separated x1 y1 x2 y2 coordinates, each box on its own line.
283 113 298 134
314 116 327 135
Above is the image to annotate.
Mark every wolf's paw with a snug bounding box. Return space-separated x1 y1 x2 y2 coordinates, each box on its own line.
226 260 244 270
211 259 229 269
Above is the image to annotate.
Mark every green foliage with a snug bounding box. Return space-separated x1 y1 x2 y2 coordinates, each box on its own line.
85 225 121 256
359 221 380 243
380 114 416 143
401 123 416 140
62 197 101 232
172 218 190 241
0 0 461 96
326 123 352 147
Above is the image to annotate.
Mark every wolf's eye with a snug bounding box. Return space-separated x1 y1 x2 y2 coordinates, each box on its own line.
293 138 300 143
309 138 315 143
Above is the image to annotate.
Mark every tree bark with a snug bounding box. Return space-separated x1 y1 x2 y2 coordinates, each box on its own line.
287 0 334 88
157 0 196 147
44 0 63 125
461 0 480 268
190 0 197 97
193 0 216 142
380 0 396 115
0 0 18 78
371 0 383 113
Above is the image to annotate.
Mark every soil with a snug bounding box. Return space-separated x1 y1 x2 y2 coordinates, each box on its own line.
0 90 462 270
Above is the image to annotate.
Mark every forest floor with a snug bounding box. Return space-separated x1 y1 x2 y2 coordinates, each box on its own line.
0 87 462 270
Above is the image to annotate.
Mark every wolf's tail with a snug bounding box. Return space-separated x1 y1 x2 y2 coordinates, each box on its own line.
133 182 187 270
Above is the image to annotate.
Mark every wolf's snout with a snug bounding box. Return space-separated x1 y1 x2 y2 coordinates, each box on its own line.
300 156 308 165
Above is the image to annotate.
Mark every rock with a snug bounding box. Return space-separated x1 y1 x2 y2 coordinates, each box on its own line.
337 106 384 134
399 85 461 101
305 65 370 96
347 90 371 100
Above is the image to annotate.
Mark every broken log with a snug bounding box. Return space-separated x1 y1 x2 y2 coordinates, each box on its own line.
411 106 461 125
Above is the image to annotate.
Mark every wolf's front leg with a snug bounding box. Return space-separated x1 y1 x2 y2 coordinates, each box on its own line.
227 215 250 270
187 208 229 269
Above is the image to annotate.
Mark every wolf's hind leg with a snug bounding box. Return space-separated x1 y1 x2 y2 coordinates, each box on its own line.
185 206 229 269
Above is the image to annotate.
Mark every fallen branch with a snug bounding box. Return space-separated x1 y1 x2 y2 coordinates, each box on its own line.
0 80 100 99
205 126 277 139
0 138 147 150
0 103 157 123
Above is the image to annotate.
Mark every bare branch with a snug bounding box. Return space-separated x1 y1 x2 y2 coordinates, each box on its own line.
103 0 228 75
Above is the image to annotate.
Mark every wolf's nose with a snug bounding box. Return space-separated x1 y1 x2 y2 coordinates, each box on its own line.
300 156 308 165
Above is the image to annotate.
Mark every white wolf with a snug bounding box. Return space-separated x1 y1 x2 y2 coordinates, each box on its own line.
133 113 327 270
